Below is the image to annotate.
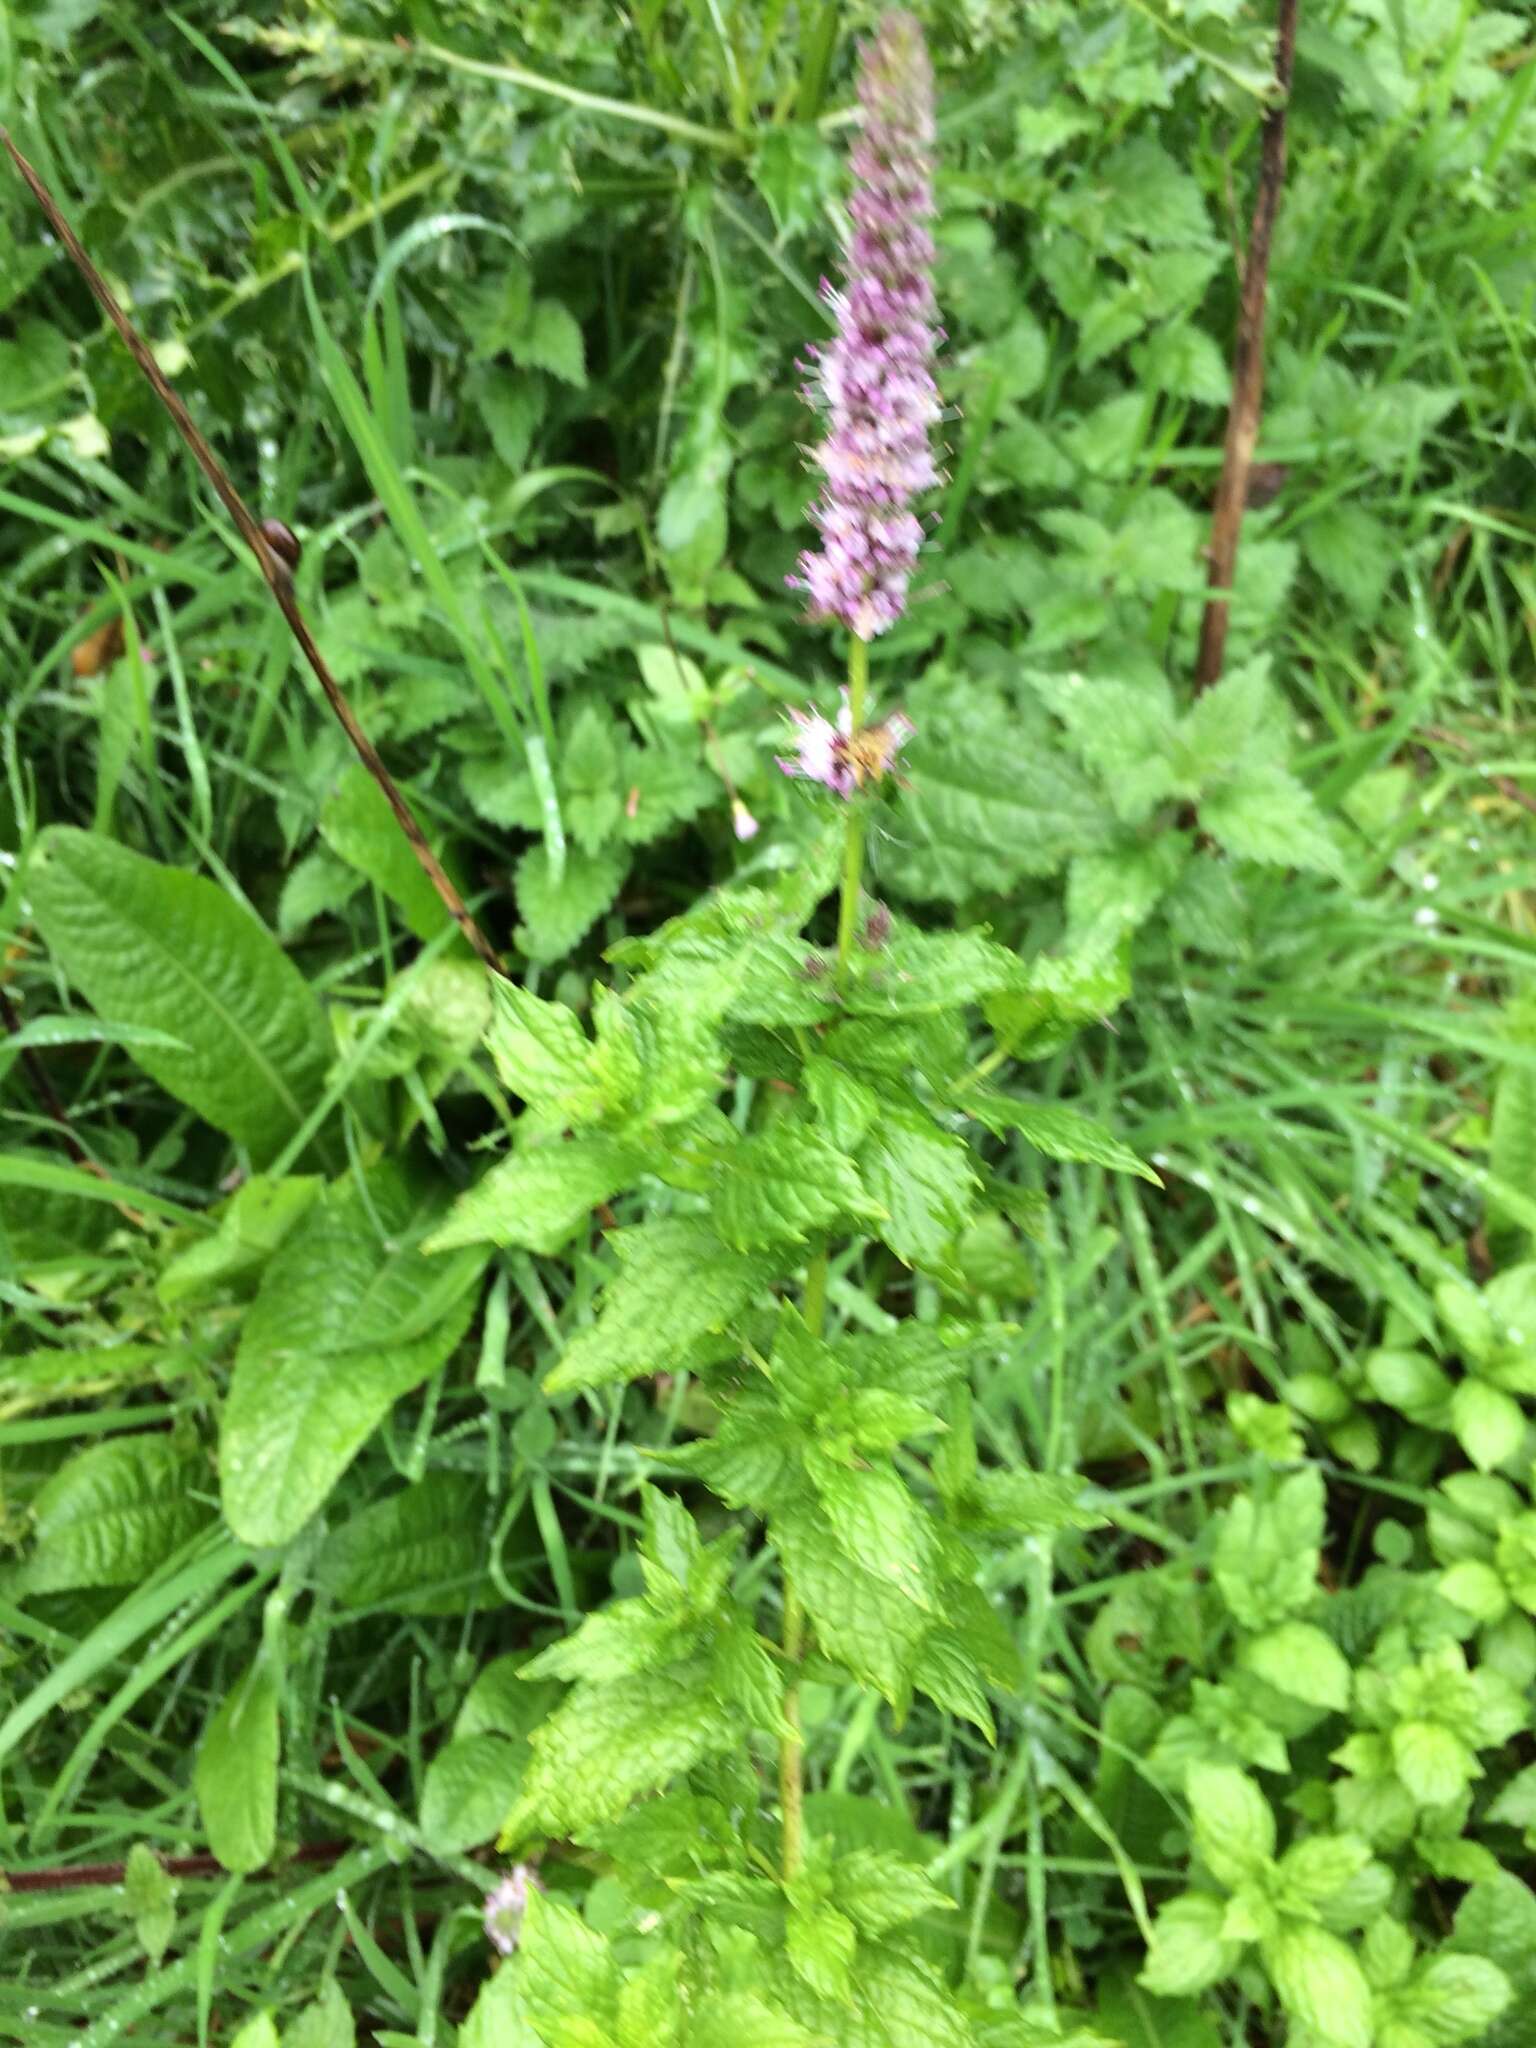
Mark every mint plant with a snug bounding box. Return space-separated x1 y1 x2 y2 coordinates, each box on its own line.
432 20 1143 2037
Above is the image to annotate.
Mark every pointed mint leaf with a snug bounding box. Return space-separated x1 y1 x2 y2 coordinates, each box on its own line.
859 1105 978 1271
425 1134 645 1256
808 1456 939 1614
514 841 628 962
504 1670 737 1839
958 1087 1159 1182
1202 765 1342 875
844 927 1029 1017
545 1220 776 1394
486 978 597 1106
713 1123 877 1251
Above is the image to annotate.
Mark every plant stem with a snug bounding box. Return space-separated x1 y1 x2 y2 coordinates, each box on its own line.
802 1247 829 1338
779 1584 807 1882
835 634 871 978
1193 0 1299 693
0 130 509 980
780 1244 828 1883
783 634 871 1883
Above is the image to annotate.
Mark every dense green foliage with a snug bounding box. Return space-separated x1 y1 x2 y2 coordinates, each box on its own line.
3 2 1536 2043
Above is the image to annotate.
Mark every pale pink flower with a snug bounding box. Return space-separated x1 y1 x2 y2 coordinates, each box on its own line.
484 1865 540 1955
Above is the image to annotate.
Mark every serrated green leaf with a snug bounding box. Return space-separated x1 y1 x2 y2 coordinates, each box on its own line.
514 841 628 962
27 827 330 1163
833 1849 955 1937
1240 1621 1352 1712
1187 1764 1275 1889
1262 1922 1372 2048
1202 767 1342 874
803 1057 880 1149
320 762 464 943
221 1164 486 1545
427 1133 644 1256
517 1889 617 2032
545 1219 775 1394
284 1981 356 2048
811 1458 938 1612
507 1670 737 1838
1451 1378 1524 1474
10 1436 211 1596
1139 1892 1242 1998
859 1105 977 1271
1391 1721 1474 1807
316 1473 489 1613
195 1657 280 1874
787 1902 856 2003
513 298 586 386
485 977 599 1106
894 711 1109 902
692 1994 816 2048
959 1087 1159 1182
774 1500 928 1707
713 1122 874 1251
229 2018 280 2048
1212 1469 1325 1630
845 927 1029 1016
1404 1954 1513 2046
420 1731 528 1854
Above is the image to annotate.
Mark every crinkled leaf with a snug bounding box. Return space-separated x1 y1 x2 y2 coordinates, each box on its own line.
505 1670 737 1838
221 1164 486 1545
713 1122 875 1251
859 1105 978 1271
514 841 628 962
27 827 330 1163
427 1133 645 1256
960 1087 1159 1182
10 1436 211 1596
545 1219 776 1394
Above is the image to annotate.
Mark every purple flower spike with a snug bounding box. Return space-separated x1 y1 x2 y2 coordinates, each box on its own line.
484 1865 540 1955
791 11 939 641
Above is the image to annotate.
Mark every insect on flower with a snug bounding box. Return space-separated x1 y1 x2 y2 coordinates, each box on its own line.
777 688 914 798
844 709 916 791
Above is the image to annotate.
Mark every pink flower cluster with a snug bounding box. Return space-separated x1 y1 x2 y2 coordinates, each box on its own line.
792 11 940 642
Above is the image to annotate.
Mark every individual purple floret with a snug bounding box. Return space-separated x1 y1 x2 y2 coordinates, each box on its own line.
791 11 939 641
778 690 856 796
484 1864 540 1955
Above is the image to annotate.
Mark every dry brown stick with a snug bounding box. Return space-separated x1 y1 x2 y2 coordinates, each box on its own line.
1194 0 1300 694
4 1839 351 1893
1 129 508 979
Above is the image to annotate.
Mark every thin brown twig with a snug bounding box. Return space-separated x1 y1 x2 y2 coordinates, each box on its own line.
4 1839 351 1893
0 129 508 979
1194 0 1299 694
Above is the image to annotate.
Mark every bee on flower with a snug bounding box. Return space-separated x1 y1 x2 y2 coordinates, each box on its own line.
777 687 914 798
